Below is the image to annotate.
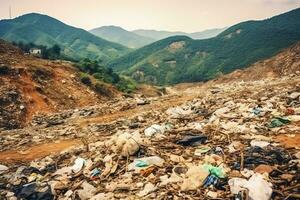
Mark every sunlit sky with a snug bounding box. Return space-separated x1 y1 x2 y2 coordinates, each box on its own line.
0 0 300 32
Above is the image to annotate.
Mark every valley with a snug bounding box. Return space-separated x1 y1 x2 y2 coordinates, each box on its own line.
0 38 300 199
0 4 299 200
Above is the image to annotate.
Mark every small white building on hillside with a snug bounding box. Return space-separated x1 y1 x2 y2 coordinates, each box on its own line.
29 48 42 55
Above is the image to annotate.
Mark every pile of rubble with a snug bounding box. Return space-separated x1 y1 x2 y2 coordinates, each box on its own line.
0 75 299 200
0 84 26 129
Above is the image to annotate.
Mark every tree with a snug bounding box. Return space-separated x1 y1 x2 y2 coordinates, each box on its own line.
51 44 61 56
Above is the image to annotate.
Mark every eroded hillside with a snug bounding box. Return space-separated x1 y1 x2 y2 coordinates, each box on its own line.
0 40 120 129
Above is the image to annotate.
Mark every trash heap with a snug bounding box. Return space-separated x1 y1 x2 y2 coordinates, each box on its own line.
0 76 299 199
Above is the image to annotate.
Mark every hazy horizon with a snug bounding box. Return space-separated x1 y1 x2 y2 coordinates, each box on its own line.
0 0 300 32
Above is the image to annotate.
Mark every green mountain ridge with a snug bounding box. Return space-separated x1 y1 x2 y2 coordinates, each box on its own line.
0 13 130 62
109 8 300 85
90 26 155 48
132 27 227 40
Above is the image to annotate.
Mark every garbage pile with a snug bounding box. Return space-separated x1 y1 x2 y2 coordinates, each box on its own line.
0 76 299 199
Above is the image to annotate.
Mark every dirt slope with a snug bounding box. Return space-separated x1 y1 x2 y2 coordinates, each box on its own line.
0 40 120 129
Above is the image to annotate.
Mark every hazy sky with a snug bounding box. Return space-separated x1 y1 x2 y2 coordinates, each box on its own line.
0 0 300 32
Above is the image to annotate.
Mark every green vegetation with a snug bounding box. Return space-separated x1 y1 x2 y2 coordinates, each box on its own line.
0 13 130 63
110 8 300 85
76 59 136 93
12 41 61 60
115 76 137 93
90 26 155 48
94 82 113 97
79 72 92 86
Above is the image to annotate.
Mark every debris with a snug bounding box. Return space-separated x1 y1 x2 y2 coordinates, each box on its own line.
245 173 273 200
207 191 218 198
136 98 150 105
128 156 164 172
289 92 300 99
166 106 193 118
71 157 86 174
250 140 270 148
0 62 299 199
176 135 207 146
229 173 273 200
140 166 156 177
0 164 9 174
254 164 273 174
77 181 97 200
110 131 141 157
228 141 243 153
202 164 227 178
144 124 165 137
268 117 290 128
203 174 219 187
181 165 210 191
14 182 54 200
194 146 211 156
137 183 157 197
90 168 101 180
251 107 262 115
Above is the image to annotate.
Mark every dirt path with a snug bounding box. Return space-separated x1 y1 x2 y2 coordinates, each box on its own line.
0 139 82 164
78 94 197 127
0 87 202 164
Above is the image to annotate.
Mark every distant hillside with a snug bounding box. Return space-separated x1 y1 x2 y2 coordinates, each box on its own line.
132 27 226 40
214 42 300 83
0 13 129 63
110 8 300 85
188 28 228 39
90 26 155 48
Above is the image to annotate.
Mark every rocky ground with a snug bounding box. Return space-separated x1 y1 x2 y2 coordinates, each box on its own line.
0 72 299 199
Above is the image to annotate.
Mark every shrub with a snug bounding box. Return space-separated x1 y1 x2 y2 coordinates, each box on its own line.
79 72 92 86
94 82 112 97
116 76 137 93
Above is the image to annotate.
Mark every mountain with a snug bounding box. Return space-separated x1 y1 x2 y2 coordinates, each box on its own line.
132 27 226 40
109 8 300 85
0 13 129 63
90 26 155 48
132 30 187 41
188 28 228 39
